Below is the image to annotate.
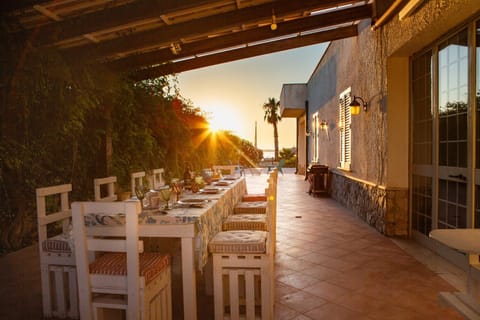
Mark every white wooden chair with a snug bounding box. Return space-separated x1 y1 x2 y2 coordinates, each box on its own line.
131 171 147 194
213 165 238 176
234 169 278 214
223 179 274 232
36 184 78 319
242 169 278 202
223 170 278 252
209 186 276 319
148 168 165 190
72 201 172 320
94 176 117 202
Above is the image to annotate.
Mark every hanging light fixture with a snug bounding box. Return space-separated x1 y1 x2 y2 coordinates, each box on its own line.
270 9 277 30
349 96 368 115
170 42 181 55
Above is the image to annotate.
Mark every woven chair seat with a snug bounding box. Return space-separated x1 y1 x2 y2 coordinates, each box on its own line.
223 214 267 231
234 201 267 214
242 193 267 202
42 235 72 254
89 252 170 285
209 230 267 254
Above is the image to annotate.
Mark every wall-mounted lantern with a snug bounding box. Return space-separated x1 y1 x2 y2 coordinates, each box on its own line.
320 120 328 131
349 96 368 115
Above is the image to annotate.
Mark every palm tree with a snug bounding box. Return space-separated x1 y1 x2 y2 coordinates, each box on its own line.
262 97 282 161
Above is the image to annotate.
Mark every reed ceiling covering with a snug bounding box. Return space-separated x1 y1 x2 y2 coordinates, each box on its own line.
3 0 376 80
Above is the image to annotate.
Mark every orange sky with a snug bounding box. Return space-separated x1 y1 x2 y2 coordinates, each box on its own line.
177 43 328 151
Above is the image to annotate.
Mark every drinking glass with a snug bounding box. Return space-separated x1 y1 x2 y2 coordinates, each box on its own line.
135 185 147 207
160 187 172 210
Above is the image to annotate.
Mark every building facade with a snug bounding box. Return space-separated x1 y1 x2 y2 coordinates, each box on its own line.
281 0 480 268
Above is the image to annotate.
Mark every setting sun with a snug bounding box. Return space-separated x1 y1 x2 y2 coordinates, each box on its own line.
202 101 246 136
208 118 221 134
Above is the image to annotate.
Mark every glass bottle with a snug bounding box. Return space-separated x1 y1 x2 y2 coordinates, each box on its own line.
183 162 192 188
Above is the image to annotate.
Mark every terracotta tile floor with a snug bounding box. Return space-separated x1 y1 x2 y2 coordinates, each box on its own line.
250 171 464 320
0 170 468 319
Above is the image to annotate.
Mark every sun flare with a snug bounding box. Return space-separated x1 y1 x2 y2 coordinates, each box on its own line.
202 101 245 136
208 119 221 134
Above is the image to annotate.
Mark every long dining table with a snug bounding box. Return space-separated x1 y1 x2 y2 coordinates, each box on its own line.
85 176 247 319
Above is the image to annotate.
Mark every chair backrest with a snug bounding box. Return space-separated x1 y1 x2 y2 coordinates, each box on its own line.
72 201 142 320
130 171 146 194
36 184 73 246
213 165 237 175
93 176 117 202
148 168 165 190
266 170 278 255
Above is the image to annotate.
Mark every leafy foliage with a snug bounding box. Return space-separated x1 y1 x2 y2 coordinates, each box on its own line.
279 147 297 167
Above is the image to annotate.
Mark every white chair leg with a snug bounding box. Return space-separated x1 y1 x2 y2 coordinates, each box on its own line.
245 270 255 320
93 306 107 320
50 265 67 318
40 263 53 318
65 266 79 319
228 270 240 320
213 257 225 320
261 266 271 320
166 276 172 320
205 256 214 296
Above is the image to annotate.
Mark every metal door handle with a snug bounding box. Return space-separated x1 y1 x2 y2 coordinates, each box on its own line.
448 174 467 181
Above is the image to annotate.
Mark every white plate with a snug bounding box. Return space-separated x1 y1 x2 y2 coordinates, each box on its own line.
177 199 208 207
200 187 220 194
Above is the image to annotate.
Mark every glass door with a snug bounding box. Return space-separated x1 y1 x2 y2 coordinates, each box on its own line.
412 50 434 237
437 29 469 230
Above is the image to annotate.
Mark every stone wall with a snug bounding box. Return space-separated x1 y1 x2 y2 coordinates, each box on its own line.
330 171 408 237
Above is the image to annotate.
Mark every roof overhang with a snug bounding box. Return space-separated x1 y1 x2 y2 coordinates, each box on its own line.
280 83 308 118
3 0 374 80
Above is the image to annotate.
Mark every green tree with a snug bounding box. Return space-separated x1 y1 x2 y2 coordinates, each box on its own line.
279 147 295 160
239 139 263 167
262 97 281 161
279 147 296 167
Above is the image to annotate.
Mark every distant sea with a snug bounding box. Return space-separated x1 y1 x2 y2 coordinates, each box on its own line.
262 150 274 160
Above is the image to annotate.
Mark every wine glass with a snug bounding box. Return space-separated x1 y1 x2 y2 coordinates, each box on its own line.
135 185 147 207
159 187 172 210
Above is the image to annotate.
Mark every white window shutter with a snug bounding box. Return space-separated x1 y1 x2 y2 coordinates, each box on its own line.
339 90 352 170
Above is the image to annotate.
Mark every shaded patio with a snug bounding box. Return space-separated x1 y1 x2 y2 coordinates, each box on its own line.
0 170 466 319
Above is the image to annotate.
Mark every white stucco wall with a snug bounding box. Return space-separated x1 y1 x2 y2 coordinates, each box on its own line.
303 0 479 189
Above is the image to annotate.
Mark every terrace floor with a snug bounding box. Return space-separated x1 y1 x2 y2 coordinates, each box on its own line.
0 169 467 319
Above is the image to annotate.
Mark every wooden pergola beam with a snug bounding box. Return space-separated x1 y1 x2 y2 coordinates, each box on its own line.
65 0 357 59
131 25 358 81
107 4 371 72
0 0 49 13
26 0 210 46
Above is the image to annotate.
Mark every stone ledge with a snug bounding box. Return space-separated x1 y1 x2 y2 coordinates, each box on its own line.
329 171 408 237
